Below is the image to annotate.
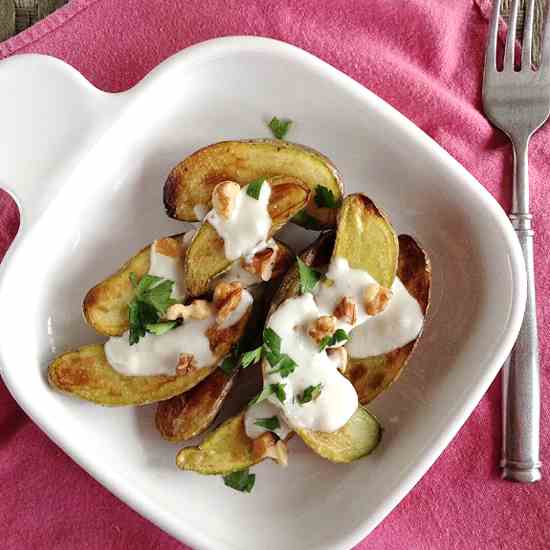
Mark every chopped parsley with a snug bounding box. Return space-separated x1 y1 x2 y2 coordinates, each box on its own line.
219 345 242 376
240 346 263 368
268 354 297 378
262 327 281 355
128 273 177 345
292 210 324 230
246 179 264 200
254 416 280 431
223 469 256 493
297 258 322 294
144 321 178 336
249 383 286 406
298 383 323 405
319 329 350 351
314 185 341 209
268 116 292 139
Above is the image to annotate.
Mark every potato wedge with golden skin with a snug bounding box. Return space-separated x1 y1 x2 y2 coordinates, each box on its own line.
83 234 293 337
156 367 237 442
345 234 431 405
334 194 398 288
49 299 252 406
176 412 288 475
163 139 343 229
296 407 382 463
48 344 216 406
184 176 309 297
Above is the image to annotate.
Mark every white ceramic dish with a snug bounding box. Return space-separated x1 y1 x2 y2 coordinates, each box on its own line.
0 37 526 550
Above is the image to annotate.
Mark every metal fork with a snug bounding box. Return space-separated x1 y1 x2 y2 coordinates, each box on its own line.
483 0 548 483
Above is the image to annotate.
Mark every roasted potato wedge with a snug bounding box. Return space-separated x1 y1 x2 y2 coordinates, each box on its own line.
163 139 343 229
48 344 216 406
176 412 288 475
49 299 251 406
184 176 309 297
334 194 398 288
83 234 293 337
296 407 382 463
345 235 431 404
156 368 237 442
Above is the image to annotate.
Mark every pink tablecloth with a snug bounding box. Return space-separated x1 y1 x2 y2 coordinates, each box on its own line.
1 1 549 548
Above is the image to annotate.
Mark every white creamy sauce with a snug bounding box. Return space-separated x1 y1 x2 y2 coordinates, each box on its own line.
105 316 215 376
244 400 292 440
245 256 425 437
262 293 359 433
148 240 185 300
206 182 272 261
316 257 378 332
193 204 209 220
182 230 196 248
346 277 424 357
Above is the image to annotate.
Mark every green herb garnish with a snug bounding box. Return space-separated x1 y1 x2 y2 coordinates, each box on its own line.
298 383 323 404
297 258 322 294
291 211 324 230
219 356 238 375
314 185 341 209
240 346 263 368
249 383 286 406
144 321 178 336
246 179 264 200
128 273 177 345
254 416 280 432
268 116 292 139
263 327 281 355
268 354 298 378
319 329 350 351
223 469 256 493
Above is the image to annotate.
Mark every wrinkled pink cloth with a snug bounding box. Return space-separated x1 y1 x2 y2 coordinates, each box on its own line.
0 1 549 548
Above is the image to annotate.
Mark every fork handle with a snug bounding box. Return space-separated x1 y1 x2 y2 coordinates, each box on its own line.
501 210 541 482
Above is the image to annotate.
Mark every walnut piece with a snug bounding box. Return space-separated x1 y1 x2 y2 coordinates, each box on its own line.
308 315 336 343
152 237 181 258
212 180 240 220
251 433 288 466
333 296 358 325
363 283 393 316
166 300 213 321
327 347 348 374
176 353 197 375
213 281 243 324
242 245 279 281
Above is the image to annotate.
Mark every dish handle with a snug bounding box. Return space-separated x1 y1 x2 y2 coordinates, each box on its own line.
0 54 121 232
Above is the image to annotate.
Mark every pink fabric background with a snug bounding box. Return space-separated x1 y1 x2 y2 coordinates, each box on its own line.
1 0 548 548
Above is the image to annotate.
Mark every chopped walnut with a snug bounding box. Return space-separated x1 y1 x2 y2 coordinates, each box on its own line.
212 180 240 220
242 245 279 281
333 296 358 325
176 353 197 375
327 347 348 374
213 281 243 324
308 315 336 343
363 284 392 316
251 433 288 466
166 300 213 321
153 237 181 258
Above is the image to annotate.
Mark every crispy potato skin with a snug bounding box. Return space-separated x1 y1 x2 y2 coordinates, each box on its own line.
156 368 237 442
48 344 216 406
83 235 293 338
334 194 398 289
346 234 431 404
83 244 153 337
176 412 274 475
296 407 382 463
50 298 252 406
184 176 308 297
163 139 343 229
